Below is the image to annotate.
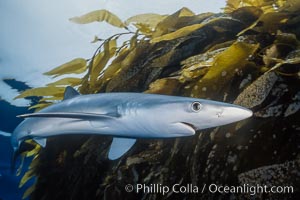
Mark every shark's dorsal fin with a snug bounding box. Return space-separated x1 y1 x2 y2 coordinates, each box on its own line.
108 138 136 160
64 86 80 100
34 138 47 147
17 112 118 119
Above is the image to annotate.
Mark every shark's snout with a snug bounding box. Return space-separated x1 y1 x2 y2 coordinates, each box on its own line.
190 101 253 130
218 105 253 123
174 101 253 132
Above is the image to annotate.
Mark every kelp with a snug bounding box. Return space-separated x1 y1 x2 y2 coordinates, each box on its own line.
15 0 300 199
190 41 259 98
152 7 196 37
46 77 82 87
43 58 87 77
15 87 65 99
69 10 126 28
125 13 168 29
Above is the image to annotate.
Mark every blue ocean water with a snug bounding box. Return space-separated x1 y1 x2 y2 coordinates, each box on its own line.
0 80 35 200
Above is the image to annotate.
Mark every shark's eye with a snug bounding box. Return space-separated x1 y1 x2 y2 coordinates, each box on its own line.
191 101 202 112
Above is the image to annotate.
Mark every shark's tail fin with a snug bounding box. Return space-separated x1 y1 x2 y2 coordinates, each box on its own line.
0 130 11 137
10 141 36 174
11 147 19 173
0 131 17 173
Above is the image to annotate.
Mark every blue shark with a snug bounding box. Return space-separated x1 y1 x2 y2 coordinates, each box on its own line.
2 86 252 163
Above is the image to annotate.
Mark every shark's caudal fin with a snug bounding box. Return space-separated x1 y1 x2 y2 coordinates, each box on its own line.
11 147 19 173
0 130 11 137
108 138 136 160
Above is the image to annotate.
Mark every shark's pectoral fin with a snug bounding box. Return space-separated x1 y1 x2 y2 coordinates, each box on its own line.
108 138 136 160
34 138 47 147
17 112 118 120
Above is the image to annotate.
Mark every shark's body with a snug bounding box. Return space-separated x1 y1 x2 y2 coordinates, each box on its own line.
9 87 252 161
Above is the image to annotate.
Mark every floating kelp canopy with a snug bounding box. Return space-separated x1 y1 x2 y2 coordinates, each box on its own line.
15 0 300 199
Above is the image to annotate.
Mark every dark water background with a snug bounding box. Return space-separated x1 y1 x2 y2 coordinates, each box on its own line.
0 80 36 200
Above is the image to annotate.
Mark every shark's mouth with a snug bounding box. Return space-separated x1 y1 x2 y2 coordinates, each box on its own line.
180 122 196 131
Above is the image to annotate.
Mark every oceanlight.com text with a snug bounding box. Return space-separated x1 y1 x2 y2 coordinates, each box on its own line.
124 183 294 196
